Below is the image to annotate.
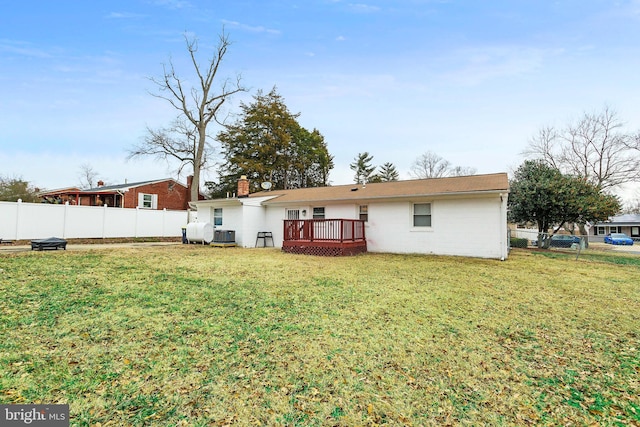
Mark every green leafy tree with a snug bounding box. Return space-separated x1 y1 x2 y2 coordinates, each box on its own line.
0 176 40 202
370 162 399 182
350 152 376 184
216 87 332 196
509 160 620 247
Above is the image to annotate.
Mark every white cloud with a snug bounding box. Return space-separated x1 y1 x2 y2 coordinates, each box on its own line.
150 0 192 10
0 40 52 58
221 20 281 35
335 35 346 41
347 3 381 13
441 46 564 86
105 12 146 19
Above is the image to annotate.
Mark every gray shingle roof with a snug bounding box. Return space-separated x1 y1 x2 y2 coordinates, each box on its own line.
249 173 509 204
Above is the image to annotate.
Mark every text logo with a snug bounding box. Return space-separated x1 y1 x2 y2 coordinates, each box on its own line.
1 405 69 426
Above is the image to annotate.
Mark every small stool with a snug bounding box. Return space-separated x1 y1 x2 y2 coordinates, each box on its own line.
255 231 274 247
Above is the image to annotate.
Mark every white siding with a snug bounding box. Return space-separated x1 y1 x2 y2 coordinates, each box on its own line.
213 205 244 243
192 197 276 247
264 206 287 246
366 195 506 258
325 204 358 219
241 204 268 248
191 192 508 259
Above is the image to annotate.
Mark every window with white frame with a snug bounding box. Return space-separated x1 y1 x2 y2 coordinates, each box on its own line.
313 207 325 219
413 203 432 227
596 226 605 235
631 226 639 237
138 193 158 209
213 208 223 226
359 205 368 222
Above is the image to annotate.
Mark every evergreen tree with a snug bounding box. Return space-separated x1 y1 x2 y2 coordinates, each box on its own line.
350 152 375 184
215 87 332 196
372 162 399 182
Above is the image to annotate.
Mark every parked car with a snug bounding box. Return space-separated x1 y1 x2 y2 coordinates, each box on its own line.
604 233 634 246
549 234 581 248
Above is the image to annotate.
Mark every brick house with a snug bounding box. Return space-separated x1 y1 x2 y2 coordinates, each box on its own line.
39 176 204 210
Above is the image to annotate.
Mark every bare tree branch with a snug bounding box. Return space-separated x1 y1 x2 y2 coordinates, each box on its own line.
449 166 477 177
141 29 247 201
77 163 99 189
128 119 214 177
525 107 640 190
410 151 451 179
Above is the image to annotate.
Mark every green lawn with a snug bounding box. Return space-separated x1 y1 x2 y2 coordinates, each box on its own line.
1 247 639 426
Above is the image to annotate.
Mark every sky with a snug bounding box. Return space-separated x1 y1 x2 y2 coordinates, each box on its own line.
2 0 640 200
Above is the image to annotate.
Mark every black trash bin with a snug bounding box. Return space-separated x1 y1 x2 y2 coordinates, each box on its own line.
181 227 187 244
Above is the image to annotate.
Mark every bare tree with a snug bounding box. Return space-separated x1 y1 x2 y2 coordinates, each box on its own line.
130 118 213 178
78 163 99 189
409 151 451 179
130 30 246 201
525 107 640 190
449 165 478 177
526 126 561 170
624 131 640 152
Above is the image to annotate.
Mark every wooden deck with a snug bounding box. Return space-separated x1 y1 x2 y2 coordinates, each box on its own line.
282 219 367 256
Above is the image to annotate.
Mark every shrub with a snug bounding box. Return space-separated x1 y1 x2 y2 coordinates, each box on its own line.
510 237 529 248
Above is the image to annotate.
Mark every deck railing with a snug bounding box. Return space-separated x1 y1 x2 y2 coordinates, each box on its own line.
283 219 366 242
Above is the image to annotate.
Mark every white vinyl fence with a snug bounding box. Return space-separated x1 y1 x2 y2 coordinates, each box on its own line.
0 201 189 240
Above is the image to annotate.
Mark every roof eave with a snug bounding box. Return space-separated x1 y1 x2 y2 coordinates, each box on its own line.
262 189 508 205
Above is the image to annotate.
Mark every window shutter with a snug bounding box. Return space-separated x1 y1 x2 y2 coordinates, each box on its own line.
152 194 158 209
138 193 144 207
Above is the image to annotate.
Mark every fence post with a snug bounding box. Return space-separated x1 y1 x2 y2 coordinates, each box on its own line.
135 206 139 238
102 204 108 239
162 208 167 237
15 199 22 240
63 202 69 238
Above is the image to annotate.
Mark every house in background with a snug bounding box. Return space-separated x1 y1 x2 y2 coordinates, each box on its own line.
38 187 82 204
590 214 640 242
191 173 510 259
39 176 204 210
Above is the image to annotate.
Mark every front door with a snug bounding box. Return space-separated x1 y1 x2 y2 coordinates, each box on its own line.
285 209 302 240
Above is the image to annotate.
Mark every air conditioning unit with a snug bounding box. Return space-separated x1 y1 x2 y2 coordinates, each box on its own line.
213 230 235 243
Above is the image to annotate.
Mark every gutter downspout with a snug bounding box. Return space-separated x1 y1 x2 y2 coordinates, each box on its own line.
500 193 508 261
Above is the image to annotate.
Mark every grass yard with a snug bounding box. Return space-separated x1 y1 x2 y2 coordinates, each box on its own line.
1 246 639 426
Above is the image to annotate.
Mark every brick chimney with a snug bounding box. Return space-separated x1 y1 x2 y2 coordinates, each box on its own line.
237 175 249 198
186 175 193 193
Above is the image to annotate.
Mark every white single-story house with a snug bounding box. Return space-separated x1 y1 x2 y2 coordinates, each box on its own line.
589 213 640 242
190 173 510 259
